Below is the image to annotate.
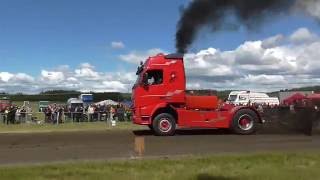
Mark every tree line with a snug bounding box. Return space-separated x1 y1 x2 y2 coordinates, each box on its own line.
1 85 319 102
0 90 131 102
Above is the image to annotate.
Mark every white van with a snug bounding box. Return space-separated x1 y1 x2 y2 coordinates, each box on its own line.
227 91 279 106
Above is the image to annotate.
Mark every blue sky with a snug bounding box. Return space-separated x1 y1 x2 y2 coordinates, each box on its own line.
1 0 319 75
0 0 184 75
1 0 320 93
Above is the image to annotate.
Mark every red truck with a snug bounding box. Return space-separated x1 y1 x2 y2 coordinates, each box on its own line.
132 53 263 136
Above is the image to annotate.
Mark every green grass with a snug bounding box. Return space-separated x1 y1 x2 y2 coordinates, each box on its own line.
0 122 142 133
0 153 319 180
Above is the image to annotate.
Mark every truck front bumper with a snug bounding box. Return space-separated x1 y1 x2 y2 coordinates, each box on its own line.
132 114 151 125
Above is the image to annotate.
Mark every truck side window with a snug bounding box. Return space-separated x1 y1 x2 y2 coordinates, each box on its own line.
146 70 163 85
239 96 247 100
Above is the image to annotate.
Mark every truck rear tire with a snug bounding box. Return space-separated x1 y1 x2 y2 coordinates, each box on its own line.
153 113 176 136
231 109 258 135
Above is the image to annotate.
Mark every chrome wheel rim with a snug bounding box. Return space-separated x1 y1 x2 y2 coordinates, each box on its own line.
238 114 254 131
159 118 172 133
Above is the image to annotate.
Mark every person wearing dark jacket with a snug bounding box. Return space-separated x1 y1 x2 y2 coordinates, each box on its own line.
7 106 16 124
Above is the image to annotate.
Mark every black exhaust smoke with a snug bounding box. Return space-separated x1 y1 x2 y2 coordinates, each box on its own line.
175 0 320 54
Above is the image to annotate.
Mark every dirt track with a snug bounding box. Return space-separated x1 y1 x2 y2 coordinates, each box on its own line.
0 128 319 165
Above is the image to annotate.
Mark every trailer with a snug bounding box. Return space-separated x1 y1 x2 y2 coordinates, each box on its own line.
132 53 263 136
227 91 279 106
39 101 50 112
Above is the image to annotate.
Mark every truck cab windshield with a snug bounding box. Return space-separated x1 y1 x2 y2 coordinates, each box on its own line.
228 95 238 102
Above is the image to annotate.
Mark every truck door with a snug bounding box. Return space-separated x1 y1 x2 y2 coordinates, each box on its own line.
139 69 167 111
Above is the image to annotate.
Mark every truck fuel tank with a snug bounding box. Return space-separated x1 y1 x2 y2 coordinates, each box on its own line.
186 96 218 110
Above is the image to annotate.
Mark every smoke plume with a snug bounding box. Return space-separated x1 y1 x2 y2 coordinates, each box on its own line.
176 0 320 54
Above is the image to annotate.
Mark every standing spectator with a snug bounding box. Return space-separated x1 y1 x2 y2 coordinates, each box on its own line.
11 106 17 124
96 104 103 121
79 106 84 121
93 105 98 121
20 107 26 123
101 105 107 121
51 104 57 123
2 108 7 124
58 106 64 124
74 106 79 122
110 106 115 121
88 105 95 122
117 104 125 121
7 106 16 124
44 107 52 123
76 106 83 122
15 107 21 123
106 105 111 121
70 106 76 122
125 109 132 121
4 107 9 124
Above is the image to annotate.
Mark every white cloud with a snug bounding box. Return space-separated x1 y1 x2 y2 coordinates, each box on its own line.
289 27 318 43
241 74 286 85
12 73 34 83
2 27 320 94
183 27 320 92
119 48 166 64
75 63 100 80
41 70 65 83
0 63 135 94
111 41 125 49
261 34 284 48
0 72 14 82
102 81 126 91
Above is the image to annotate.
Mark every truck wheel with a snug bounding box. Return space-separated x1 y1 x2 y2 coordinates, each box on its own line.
231 109 258 135
153 113 176 136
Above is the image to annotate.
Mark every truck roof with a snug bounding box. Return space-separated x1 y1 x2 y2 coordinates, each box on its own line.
164 53 184 59
229 91 270 98
67 98 83 104
229 91 250 95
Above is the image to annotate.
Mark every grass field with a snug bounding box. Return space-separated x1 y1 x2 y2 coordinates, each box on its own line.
0 122 141 133
0 153 319 180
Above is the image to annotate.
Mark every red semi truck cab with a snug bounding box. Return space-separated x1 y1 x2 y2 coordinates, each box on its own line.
132 53 262 136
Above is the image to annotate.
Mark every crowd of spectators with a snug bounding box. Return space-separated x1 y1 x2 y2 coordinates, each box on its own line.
0 102 132 125
43 103 131 124
43 104 65 123
0 106 28 124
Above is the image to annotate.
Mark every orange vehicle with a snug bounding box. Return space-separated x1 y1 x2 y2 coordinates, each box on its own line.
132 53 263 136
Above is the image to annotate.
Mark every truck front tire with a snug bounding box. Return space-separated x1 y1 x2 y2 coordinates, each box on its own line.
231 109 258 135
153 113 176 136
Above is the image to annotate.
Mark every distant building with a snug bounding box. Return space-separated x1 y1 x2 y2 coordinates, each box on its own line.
278 91 314 104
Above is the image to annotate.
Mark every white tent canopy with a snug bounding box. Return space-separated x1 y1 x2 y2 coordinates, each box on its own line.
95 99 119 106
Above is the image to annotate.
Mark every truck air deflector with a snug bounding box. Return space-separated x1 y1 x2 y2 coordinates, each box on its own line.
165 53 184 59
